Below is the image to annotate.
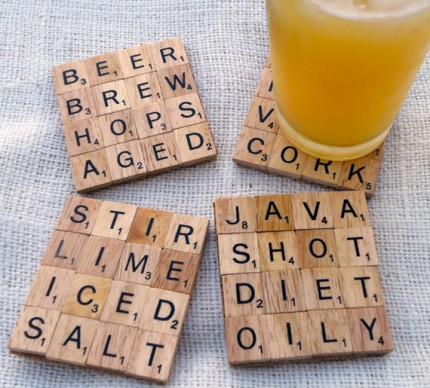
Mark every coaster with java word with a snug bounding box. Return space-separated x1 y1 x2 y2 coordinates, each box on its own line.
53 38 217 193
233 58 385 197
8 195 209 384
214 191 393 365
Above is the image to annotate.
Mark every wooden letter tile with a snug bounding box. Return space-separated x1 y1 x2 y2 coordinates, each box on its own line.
53 60 91 94
262 270 306 313
25 266 75 310
105 140 147 183
174 122 217 165
63 117 104 157
339 267 384 308
256 194 294 232
92 80 130 115
97 109 139 147
62 273 112 319
55 195 101 235
301 268 344 310
126 331 178 383
296 229 339 268
347 307 393 354
255 67 273 99
133 101 172 139
86 322 137 372
165 93 206 130
100 281 150 327
124 72 163 108
302 156 343 187
118 44 154 78
224 315 268 364
267 135 308 178
339 156 381 196
85 52 124 85
330 191 370 229
334 227 378 267
91 200 138 240
164 213 209 254
139 288 190 336
114 243 162 286
214 196 257 234
264 313 313 360
127 207 173 247
222 273 265 317
157 63 197 99
244 96 278 133
46 314 98 365
70 149 112 193
292 192 334 230
77 236 125 278
151 38 189 70
217 233 260 275
41 230 89 270
258 231 300 271
152 249 200 294
140 132 181 173
9 307 60 356
233 127 276 170
307 309 353 356
57 88 96 124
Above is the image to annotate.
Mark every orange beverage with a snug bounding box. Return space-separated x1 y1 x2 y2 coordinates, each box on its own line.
266 0 430 160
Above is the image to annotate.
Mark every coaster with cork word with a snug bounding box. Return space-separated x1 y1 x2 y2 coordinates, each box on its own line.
214 190 393 365
8 195 209 384
233 58 385 197
53 38 217 193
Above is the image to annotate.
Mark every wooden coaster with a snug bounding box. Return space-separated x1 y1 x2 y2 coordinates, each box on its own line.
214 191 393 365
233 60 385 197
54 38 217 193
9 195 209 384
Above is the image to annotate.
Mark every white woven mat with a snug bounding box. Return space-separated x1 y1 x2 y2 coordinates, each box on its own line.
1 1 429 386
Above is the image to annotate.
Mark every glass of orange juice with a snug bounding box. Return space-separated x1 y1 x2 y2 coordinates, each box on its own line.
266 0 430 161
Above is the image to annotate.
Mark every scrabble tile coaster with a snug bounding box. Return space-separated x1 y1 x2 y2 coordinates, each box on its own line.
214 191 393 365
54 38 217 193
233 59 385 197
9 195 209 384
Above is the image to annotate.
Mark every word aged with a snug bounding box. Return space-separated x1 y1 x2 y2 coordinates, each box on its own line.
9 195 209 383
53 38 217 193
214 191 393 365
232 58 385 197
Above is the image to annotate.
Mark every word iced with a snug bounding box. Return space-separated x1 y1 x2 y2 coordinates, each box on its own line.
9 195 209 383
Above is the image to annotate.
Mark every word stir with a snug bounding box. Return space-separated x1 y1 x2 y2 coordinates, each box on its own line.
9 195 209 383
214 191 393 365
54 38 217 193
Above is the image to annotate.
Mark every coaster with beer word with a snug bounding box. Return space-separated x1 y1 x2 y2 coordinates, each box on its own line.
53 38 217 193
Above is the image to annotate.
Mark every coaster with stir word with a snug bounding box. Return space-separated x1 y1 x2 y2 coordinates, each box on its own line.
233 58 384 197
53 38 217 193
214 191 393 365
9 195 209 383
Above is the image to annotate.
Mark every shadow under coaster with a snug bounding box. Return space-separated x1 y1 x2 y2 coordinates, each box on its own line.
233 57 385 198
214 190 393 365
53 38 217 193
9 195 209 384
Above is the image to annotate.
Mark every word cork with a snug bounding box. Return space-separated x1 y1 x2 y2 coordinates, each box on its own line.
9 195 209 383
214 191 393 365
233 59 385 197
53 38 217 193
